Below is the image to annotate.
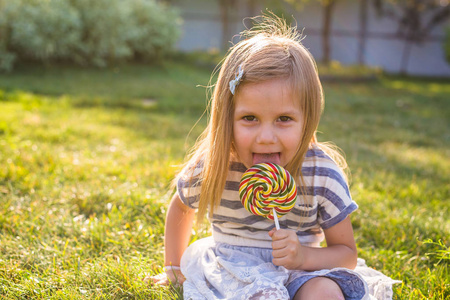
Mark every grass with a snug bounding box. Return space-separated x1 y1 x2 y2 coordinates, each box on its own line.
0 61 449 299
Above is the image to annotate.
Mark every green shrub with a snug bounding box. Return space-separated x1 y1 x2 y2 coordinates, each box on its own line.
127 0 181 61
69 0 134 67
0 1 18 71
0 0 181 70
10 0 82 62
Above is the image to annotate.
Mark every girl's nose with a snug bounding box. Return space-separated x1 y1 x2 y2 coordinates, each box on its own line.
256 125 277 144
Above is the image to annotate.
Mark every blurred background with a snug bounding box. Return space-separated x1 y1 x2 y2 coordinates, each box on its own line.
174 0 450 77
1 0 449 76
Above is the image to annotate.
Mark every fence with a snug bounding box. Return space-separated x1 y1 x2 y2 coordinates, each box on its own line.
173 0 450 77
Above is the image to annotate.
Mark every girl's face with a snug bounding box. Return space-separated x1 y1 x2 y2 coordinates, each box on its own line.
233 79 304 168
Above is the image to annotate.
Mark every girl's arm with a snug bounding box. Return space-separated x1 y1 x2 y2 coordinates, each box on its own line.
165 192 196 267
148 192 196 285
269 216 357 271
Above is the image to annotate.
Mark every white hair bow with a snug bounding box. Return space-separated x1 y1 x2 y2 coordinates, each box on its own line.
229 65 243 95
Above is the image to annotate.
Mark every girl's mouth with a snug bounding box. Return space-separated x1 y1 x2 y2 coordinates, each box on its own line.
252 153 281 165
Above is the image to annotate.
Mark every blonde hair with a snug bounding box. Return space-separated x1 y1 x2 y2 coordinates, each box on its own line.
181 14 348 225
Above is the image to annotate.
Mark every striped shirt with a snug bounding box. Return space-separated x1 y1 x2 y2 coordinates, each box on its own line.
177 146 358 248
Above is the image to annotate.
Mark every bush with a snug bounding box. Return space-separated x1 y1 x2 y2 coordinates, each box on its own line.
0 1 18 71
69 0 135 67
127 0 181 61
10 0 82 61
0 0 181 71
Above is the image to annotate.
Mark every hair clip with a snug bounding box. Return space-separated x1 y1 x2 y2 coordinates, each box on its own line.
229 65 243 95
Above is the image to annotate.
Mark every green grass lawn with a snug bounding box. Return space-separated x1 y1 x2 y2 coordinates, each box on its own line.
0 61 448 299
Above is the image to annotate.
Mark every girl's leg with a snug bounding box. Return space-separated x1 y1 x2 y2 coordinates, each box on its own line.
292 277 345 300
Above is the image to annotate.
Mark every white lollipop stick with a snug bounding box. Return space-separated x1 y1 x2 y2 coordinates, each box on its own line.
273 208 280 230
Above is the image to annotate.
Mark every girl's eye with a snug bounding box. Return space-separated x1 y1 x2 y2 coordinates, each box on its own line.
243 116 256 121
278 116 292 122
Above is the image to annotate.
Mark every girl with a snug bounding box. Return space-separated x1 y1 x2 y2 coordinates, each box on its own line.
150 14 399 300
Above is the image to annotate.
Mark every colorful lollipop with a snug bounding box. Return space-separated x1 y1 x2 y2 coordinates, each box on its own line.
239 163 297 230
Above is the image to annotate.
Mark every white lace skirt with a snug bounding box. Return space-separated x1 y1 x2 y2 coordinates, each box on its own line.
180 237 400 300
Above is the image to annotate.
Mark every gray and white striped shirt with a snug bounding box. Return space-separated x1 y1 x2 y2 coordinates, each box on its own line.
177 146 358 248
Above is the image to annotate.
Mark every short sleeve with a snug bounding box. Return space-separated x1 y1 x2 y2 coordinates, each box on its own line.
315 163 358 229
176 161 204 209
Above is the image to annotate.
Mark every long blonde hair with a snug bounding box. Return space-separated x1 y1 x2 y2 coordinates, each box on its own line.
181 14 348 225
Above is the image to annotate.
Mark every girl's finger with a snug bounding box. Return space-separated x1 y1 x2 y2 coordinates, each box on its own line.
270 228 291 241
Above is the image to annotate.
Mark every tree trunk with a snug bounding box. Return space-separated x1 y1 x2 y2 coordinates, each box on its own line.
400 37 412 75
322 0 336 66
358 0 368 65
247 0 257 17
219 0 230 52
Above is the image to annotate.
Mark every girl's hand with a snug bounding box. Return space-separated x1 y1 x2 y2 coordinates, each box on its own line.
144 269 185 287
269 228 305 270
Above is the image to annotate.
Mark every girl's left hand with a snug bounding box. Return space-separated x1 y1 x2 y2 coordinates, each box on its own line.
269 228 305 270
143 269 185 287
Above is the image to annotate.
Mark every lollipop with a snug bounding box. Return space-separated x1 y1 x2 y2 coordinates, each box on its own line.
239 163 297 230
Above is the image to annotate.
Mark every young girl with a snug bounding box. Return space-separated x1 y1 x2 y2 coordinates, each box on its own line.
150 14 399 300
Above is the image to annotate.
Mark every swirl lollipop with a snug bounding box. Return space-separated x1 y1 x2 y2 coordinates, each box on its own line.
239 163 297 230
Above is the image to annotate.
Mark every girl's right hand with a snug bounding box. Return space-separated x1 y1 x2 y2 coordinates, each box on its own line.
269 228 306 270
144 269 185 286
